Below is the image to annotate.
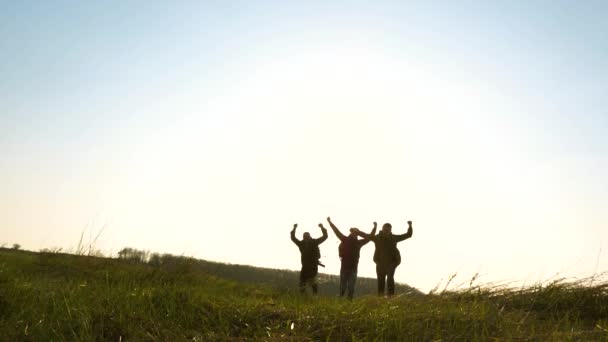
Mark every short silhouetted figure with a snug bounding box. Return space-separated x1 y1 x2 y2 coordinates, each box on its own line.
291 223 328 295
353 221 413 297
325 217 375 299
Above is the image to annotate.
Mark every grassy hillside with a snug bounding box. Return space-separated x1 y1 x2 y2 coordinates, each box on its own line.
144 252 421 297
1 248 607 341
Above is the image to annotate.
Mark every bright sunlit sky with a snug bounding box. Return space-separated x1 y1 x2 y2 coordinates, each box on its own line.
2 1 607 292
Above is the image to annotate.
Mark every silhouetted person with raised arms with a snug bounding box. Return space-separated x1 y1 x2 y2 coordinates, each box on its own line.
353 220 413 297
324 217 376 299
291 223 328 295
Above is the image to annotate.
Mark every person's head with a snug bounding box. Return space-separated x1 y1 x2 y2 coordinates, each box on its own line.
303 232 311 241
348 228 358 239
381 223 392 234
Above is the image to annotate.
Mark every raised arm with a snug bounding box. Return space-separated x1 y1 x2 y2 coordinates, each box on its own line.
358 223 377 246
394 221 413 242
290 224 301 245
352 222 377 240
315 223 329 244
326 217 347 241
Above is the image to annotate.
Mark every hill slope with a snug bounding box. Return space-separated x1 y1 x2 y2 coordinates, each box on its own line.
1 248 607 340
149 253 422 297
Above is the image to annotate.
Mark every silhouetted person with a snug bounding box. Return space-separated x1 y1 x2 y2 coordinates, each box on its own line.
291 223 328 295
324 217 375 299
353 221 413 297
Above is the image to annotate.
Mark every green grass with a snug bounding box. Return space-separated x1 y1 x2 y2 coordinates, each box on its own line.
1 248 607 341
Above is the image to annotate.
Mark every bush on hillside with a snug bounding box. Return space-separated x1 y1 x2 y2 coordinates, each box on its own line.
117 247 149 262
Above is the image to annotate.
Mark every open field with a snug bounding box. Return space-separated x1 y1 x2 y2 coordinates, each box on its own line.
1 247 607 341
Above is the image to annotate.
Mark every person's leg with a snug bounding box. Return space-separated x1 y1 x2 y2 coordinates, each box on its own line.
347 268 357 300
387 265 397 296
299 269 307 294
311 275 318 295
339 266 348 297
301 263 315 294
376 264 386 296
311 265 319 295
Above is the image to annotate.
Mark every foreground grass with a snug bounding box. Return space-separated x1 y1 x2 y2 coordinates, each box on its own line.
1 249 607 341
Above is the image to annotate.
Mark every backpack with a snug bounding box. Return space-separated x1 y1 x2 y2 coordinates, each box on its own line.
302 241 321 263
373 234 401 266
338 238 356 262
338 241 347 260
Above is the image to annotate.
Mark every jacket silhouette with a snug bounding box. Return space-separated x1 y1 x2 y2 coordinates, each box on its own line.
326 217 374 299
354 221 413 296
291 223 328 294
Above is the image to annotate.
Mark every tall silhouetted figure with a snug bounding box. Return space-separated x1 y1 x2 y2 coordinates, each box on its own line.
353 221 413 297
291 223 328 295
324 217 375 299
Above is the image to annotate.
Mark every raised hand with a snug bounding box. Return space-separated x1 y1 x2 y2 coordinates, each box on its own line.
371 222 377 235
293 223 298 231
319 223 326 230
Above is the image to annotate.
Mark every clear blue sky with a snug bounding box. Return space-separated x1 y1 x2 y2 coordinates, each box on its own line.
2 1 607 291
